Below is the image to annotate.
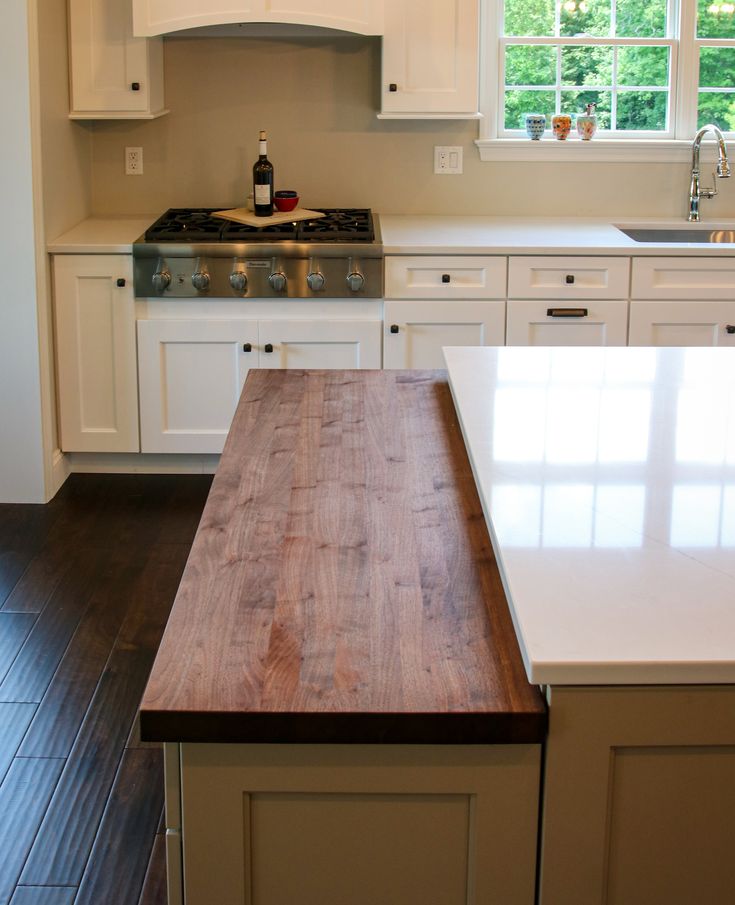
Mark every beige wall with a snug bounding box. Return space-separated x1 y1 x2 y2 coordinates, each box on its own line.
89 35 735 220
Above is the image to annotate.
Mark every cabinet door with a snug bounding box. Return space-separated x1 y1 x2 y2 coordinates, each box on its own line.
381 0 479 116
629 301 735 346
133 0 382 36
137 320 258 454
506 301 628 346
53 255 139 452
258 320 382 369
70 0 165 116
384 301 506 369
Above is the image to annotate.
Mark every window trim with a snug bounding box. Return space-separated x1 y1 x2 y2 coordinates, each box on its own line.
476 0 735 162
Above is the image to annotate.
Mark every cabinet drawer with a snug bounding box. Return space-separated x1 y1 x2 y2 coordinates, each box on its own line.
631 257 735 300
385 256 507 299
508 256 630 300
506 300 629 346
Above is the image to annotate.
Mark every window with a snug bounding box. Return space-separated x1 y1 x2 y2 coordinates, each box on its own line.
480 0 735 156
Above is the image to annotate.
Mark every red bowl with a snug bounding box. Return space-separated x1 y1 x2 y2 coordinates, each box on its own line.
274 192 299 212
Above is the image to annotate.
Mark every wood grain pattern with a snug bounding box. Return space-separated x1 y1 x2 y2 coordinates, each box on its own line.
0 614 36 685
141 371 546 744
9 889 75 905
0 702 36 786
137 834 167 905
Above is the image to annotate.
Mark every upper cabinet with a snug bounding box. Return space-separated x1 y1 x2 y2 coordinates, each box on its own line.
380 0 480 118
132 1 384 36
69 0 166 119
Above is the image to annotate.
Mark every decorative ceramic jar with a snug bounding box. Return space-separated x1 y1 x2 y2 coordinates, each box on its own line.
524 113 546 140
551 114 572 141
576 103 598 141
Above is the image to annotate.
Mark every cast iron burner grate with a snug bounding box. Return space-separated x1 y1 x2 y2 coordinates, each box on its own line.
144 208 374 242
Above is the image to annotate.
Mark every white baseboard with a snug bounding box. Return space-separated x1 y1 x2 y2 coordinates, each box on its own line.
65 452 220 475
50 448 71 498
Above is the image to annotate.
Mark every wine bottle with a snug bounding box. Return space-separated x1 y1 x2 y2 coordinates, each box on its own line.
253 130 274 217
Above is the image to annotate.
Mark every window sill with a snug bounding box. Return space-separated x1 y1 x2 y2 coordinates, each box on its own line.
475 138 699 163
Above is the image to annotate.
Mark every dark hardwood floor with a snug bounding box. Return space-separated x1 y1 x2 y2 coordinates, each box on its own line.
0 474 212 905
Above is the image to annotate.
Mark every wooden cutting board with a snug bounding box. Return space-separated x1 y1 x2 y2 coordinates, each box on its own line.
212 207 325 227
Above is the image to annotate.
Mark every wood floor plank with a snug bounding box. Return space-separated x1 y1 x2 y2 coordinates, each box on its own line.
0 758 64 905
20 543 192 887
9 889 75 905
0 614 36 685
0 702 36 786
0 504 63 609
74 749 164 905
0 548 105 704
137 834 167 905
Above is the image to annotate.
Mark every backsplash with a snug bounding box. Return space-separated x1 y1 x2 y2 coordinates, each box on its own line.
89 35 735 219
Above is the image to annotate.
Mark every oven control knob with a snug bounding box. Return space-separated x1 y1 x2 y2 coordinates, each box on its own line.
307 271 325 292
269 271 287 292
229 271 248 293
152 268 171 293
192 270 210 292
346 271 365 293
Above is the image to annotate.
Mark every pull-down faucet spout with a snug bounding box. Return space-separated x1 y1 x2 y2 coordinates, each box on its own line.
688 124 731 222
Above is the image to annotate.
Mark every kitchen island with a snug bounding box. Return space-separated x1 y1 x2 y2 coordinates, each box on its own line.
139 369 546 905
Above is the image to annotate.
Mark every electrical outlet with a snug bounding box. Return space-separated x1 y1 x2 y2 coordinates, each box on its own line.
125 147 143 175
434 146 463 175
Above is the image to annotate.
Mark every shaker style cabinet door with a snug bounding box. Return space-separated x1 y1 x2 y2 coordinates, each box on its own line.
53 255 139 452
69 0 165 118
384 301 506 369
506 300 629 346
380 0 479 116
137 319 258 454
132 1 383 36
628 301 735 347
257 320 382 369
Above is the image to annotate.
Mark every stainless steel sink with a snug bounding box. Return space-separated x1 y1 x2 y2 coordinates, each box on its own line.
617 227 735 243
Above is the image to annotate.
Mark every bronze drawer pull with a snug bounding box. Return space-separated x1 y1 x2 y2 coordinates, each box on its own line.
565 274 575 284
390 324 400 334
726 325 735 334
547 308 588 318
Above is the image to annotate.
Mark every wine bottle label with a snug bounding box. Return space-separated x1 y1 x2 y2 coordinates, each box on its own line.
255 184 271 205
259 141 267 154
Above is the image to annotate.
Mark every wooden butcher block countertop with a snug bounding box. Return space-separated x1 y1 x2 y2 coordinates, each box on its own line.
139 370 546 744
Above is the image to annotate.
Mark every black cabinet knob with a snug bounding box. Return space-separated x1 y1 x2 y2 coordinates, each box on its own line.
390 324 399 334
131 82 141 91
264 343 274 353
389 83 398 92
565 274 575 284
441 273 451 284
242 343 252 352
116 278 126 287
726 325 735 334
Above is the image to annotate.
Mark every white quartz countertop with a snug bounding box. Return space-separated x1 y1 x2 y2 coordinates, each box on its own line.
379 215 735 256
47 217 154 253
444 345 735 686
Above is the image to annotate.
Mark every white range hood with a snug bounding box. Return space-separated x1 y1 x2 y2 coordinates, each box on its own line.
132 0 384 37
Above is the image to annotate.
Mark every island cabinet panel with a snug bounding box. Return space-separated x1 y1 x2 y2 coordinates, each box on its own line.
383 300 506 368
180 743 541 905
539 685 735 905
628 300 735 346
506 299 629 346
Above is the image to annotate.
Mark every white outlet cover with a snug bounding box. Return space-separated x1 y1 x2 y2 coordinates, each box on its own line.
434 146 463 175
125 147 143 175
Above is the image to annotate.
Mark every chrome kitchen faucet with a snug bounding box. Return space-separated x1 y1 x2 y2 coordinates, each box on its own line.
688 124 731 222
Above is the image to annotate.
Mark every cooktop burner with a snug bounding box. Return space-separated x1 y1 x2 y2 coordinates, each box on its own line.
144 208 374 243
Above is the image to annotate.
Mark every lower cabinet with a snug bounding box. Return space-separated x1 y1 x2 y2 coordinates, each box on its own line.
53 255 140 452
383 300 506 368
506 300 629 346
628 301 735 346
137 318 381 453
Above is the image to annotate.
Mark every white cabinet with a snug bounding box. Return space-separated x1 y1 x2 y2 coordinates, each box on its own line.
508 256 630 301
69 0 166 119
385 256 507 300
629 301 735 346
506 300 629 346
380 0 479 118
384 301 505 369
631 257 735 300
137 317 381 453
133 0 383 36
53 255 139 452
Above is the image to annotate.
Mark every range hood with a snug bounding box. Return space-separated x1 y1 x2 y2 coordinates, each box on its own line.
132 1 384 38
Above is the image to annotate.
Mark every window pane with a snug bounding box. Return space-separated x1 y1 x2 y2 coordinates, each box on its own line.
697 92 735 130
617 90 668 129
615 0 667 37
560 0 612 38
562 45 613 86
618 46 669 86
505 45 557 86
504 90 556 128
561 89 612 127
697 0 735 39
700 47 735 88
504 0 555 37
